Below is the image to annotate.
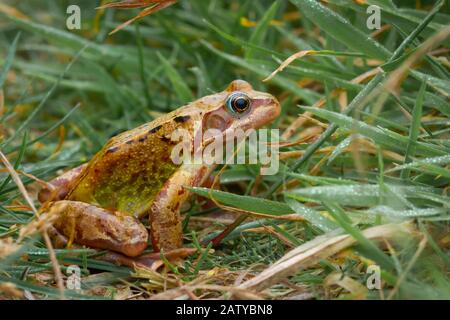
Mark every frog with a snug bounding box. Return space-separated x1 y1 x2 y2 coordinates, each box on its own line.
38 80 280 264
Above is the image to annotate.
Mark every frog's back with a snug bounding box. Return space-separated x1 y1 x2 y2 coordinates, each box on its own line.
67 112 195 217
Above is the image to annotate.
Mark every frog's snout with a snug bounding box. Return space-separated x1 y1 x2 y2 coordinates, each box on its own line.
222 80 280 129
229 93 280 132
266 95 281 120
253 94 281 125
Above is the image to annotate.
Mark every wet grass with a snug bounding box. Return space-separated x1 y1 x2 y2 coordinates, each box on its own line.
0 0 449 299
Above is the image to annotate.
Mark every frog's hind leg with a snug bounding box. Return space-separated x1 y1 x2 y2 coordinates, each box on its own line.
149 164 212 251
46 200 148 257
38 164 87 203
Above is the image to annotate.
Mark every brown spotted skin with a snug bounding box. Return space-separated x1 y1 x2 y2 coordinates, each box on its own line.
149 163 212 250
38 80 280 257
65 118 189 217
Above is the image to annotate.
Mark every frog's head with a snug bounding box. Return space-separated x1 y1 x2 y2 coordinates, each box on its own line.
200 80 280 136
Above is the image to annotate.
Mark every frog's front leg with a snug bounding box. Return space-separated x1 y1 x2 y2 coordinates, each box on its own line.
47 200 148 257
38 164 87 203
149 163 212 251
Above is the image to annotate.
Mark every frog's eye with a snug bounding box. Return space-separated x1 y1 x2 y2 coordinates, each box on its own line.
226 92 251 116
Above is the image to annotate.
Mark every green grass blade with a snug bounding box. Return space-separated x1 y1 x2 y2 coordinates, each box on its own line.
401 81 426 179
0 32 21 89
189 187 294 216
245 1 280 60
290 0 390 60
157 52 194 103
323 202 394 269
0 46 87 149
285 196 338 232
302 106 446 157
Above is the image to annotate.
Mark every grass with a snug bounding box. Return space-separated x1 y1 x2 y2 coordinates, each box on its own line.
0 0 449 300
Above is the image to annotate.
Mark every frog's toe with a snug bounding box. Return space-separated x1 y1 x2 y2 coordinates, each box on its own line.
100 247 198 269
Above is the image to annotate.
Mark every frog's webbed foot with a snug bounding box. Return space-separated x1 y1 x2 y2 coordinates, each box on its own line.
46 200 148 257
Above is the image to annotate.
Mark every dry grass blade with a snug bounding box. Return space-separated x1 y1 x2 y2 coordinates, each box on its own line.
281 67 381 140
0 151 37 213
366 25 450 122
101 0 177 35
324 273 368 299
0 167 53 190
97 0 167 9
238 222 414 292
0 89 4 117
0 4 29 20
0 150 65 299
150 284 263 300
263 50 316 82
215 203 304 222
385 25 450 95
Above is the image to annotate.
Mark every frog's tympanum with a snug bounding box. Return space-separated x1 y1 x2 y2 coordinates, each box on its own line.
39 80 280 262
